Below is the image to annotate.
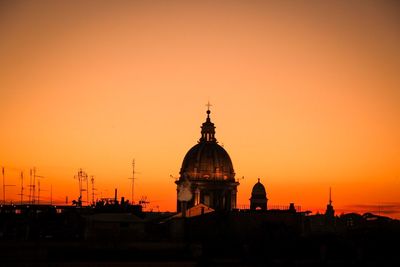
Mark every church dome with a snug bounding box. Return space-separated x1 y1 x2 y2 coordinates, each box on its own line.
251 179 266 198
180 142 235 181
179 107 235 181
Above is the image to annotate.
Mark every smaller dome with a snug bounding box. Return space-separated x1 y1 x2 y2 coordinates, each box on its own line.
251 178 266 198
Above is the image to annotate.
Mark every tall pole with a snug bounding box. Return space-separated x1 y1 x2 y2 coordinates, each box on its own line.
91 176 95 205
75 169 88 206
132 159 135 204
29 169 32 204
2 167 5 205
20 171 24 205
1 167 16 205
32 168 36 204
38 180 41 205
128 159 136 204
32 168 44 205
86 174 89 206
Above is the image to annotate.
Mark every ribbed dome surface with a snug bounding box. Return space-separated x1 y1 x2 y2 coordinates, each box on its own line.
180 142 235 181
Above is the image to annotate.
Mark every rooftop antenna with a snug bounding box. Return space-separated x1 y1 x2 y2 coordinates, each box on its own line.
50 184 53 205
35 168 45 205
128 159 139 204
18 171 24 205
31 167 44 204
74 169 88 206
37 179 48 205
139 195 149 208
32 168 36 204
38 180 41 205
28 169 32 204
86 173 89 205
2 167 5 204
2 167 16 205
91 176 97 205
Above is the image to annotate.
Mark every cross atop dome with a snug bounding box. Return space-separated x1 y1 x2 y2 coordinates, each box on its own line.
200 102 216 142
206 101 212 115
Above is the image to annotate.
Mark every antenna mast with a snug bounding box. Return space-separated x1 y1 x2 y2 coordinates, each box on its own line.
19 171 24 205
129 159 136 204
32 168 36 204
74 169 88 206
28 169 32 204
2 167 5 204
2 167 16 205
91 176 96 205
38 180 41 205
33 168 44 205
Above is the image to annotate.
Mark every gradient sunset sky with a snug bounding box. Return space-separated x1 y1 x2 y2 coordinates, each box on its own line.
1 1 399 217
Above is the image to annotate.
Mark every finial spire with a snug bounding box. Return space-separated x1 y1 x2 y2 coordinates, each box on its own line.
329 187 332 205
205 101 212 118
206 101 212 112
199 102 216 142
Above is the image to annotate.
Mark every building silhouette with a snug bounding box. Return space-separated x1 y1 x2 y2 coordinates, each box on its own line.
250 178 268 210
176 107 239 212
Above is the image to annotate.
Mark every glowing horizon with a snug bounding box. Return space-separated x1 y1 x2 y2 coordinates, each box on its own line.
1 1 399 218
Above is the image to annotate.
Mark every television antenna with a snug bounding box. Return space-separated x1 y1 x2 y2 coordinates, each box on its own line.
139 196 149 208
128 159 140 204
74 169 88 206
91 176 97 205
29 167 44 204
18 171 24 205
2 167 16 205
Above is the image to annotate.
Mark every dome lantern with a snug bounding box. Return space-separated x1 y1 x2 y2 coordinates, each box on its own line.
199 103 216 143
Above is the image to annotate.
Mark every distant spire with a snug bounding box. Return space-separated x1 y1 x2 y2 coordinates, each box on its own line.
325 186 335 218
199 102 216 142
258 178 260 183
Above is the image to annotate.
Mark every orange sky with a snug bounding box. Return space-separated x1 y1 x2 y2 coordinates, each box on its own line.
0 1 399 217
